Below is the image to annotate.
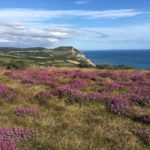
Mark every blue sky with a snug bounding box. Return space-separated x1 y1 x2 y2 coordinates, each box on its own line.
0 0 150 50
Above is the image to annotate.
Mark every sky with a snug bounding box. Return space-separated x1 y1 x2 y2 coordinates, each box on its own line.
0 0 150 50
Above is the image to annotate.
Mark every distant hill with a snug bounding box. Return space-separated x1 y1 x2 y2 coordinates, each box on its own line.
0 46 95 67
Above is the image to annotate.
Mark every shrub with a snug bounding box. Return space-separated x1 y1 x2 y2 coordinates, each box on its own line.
96 64 112 69
68 79 87 89
112 65 135 70
71 71 96 80
5 60 29 69
107 98 129 115
0 127 36 149
136 129 150 145
15 107 40 117
127 94 150 107
0 84 16 103
36 91 52 106
78 61 94 68
139 114 150 124
96 64 135 70
0 60 6 66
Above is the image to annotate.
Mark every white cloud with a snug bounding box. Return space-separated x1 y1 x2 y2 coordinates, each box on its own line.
84 24 150 41
73 24 150 49
0 8 149 48
0 39 10 43
0 8 144 23
0 22 150 49
0 23 74 47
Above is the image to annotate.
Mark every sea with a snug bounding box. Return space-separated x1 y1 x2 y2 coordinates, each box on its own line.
83 50 150 69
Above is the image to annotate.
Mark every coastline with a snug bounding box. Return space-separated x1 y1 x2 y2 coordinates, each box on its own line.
83 50 150 69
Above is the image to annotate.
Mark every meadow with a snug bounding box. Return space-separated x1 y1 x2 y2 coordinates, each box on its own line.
0 67 149 150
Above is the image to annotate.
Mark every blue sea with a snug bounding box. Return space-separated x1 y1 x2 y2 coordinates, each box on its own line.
83 50 150 69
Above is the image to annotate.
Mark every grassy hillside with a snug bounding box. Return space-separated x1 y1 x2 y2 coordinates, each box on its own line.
0 67 149 149
0 47 94 67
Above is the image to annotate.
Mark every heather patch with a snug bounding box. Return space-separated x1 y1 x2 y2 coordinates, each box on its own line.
15 107 40 117
107 97 129 116
0 127 36 149
0 84 17 103
3 68 150 148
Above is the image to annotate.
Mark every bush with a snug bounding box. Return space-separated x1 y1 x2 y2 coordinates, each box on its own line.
96 64 112 69
96 64 135 70
78 61 93 68
5 60 30 69
0 60 6 66
113 64 135 70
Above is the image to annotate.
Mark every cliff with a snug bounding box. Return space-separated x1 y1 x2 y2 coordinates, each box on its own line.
0 46 95 67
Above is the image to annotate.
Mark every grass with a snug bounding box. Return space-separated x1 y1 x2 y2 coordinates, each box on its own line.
0 47 95 68
0 67 149 149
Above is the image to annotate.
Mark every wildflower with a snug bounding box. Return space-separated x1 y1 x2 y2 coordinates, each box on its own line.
15 107 39 117
107 97 128 115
